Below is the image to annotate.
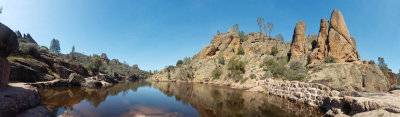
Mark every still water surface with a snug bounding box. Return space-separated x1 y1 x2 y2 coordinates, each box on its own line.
39 81 323 117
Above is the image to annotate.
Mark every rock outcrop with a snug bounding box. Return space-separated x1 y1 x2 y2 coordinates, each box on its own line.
0 22 18 89
289 21 308 61
308 9 360 64
0 83 41 117
388 69 398 87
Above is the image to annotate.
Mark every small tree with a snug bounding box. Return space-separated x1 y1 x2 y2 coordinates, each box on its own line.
71 45 75 53
267 22 274 39
239 31 247 42
257 17 265 39
276 34 284 42
217 30 221 35
324 56 337 63
0 6 2 14
237 46 245 55
232 24 239 33
378 57 389 77
50 39 60 53
270 46 278 56
176 60 183 66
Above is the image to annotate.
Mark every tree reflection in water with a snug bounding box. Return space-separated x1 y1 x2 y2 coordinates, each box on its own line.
39 81 322 117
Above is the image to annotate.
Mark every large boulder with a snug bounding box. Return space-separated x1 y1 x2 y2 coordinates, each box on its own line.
309 19 329 64
330 9 351 41
68 73 85 86
308 9 360 64
290 21 307 60
10 62 55 82
0 83 41 117
327 28 359 62
308 63 389 92
0 22 18 89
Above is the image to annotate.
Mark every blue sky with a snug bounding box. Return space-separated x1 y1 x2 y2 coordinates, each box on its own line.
0 0 399 72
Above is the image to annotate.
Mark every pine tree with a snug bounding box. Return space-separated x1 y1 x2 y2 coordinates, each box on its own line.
50 39 61 53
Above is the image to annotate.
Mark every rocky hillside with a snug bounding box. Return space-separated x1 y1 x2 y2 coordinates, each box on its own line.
150 9 395 93
6 30 151 87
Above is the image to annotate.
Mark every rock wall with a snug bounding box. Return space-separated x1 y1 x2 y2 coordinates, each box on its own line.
0 22 18 89
289 21 308 61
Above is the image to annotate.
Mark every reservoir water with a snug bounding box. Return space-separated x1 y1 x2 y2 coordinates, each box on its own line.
39 81 323 117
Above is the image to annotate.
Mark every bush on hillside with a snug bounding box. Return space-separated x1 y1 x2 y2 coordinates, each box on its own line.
218 55 225 65
324 56 337 63
212 68 223 80
285 61 307 81
237 46 245 55
227 58 246 81
270 46 278 56
84 56 103 74
176 60 183 66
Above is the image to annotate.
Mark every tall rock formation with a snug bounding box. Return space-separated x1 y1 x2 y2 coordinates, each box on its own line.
0 22 19 89
289 21 307 61
309 9 360 64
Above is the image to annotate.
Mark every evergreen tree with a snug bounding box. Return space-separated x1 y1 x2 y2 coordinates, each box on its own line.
50 39 61 53
378 57 389 77
232 24 239 33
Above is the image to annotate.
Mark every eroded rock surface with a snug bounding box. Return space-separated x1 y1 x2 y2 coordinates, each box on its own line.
0 83 41 117
290 21 308 61
0 22 18 89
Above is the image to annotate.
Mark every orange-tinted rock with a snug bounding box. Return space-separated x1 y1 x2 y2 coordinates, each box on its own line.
388 69 398 87
327 28 359 62
309 19 329 64
330 9 351 41
290 21 307 60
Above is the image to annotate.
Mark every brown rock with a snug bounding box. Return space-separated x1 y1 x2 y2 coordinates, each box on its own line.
0 83 41 117
309 19 329 64
290 21 307 60
330 9 351 41
388 69 398 87
0 22 18 89
327 28 359 62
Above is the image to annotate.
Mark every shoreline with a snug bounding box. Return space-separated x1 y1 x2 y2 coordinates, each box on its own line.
148 78 400 116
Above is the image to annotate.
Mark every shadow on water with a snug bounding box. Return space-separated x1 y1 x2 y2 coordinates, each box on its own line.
39 81 323 117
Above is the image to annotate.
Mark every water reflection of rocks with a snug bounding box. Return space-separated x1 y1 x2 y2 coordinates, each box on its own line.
151 82 323 117
39 80 151 115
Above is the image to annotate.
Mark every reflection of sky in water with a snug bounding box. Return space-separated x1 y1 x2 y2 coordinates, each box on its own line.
58 86 198 117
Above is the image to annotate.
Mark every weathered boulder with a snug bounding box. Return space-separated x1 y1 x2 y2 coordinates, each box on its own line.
309 19 329 64
330 9 351 41
68 73 85 86
309 9 360 64
327 28 359 62
308 63 389 92
82 80 103 87
388 69 398 87
290 21 307 60
53 63 74 79
0 83 41 117
0 22 18 89
10 62 54 82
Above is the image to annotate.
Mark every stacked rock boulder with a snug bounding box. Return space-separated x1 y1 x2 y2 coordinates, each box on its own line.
308 9 360 64
0 22 18 90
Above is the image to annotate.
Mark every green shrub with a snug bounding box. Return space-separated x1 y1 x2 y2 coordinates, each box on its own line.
270 46 278 56
285 61 307 81
218 56 225 65
239 31 247 42
324 56 337 63
250 73 256 79
227 58 246 81
240 78 248 84
176 60 183 66
237 46 245 55
183 57 191 65
213 68 223 80
84 56 103 74
19 42 39 55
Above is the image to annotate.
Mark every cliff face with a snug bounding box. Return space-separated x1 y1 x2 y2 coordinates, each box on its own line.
150 9 390 93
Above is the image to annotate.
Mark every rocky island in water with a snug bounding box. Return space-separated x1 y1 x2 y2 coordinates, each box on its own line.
0 1 399 117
